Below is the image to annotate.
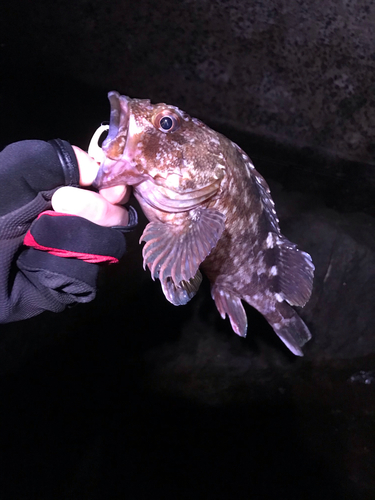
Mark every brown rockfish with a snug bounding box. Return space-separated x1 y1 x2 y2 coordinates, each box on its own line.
93 91 314 355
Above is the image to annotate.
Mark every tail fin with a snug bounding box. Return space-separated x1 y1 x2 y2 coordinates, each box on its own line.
263 301 312 356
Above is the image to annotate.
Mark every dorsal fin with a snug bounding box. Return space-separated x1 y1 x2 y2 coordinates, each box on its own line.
251 168 281 234
235 144 281 234
276 237 315 307
239 148 314 307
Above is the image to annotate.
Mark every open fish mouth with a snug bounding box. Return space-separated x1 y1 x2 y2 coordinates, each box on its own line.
102 91 130 160
92 92 136 189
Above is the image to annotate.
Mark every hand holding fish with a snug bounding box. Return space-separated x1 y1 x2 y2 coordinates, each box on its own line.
51 145 130 227
0 139 137 324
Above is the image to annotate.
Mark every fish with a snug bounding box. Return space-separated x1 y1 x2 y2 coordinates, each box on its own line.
93 90 315 356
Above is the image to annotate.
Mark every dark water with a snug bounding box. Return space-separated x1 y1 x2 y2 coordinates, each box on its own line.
1 64 375 499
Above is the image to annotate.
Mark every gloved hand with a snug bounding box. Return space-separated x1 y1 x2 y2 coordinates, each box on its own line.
0 138 137 323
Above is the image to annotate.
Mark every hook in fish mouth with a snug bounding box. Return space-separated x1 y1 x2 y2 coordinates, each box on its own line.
88 123 109 164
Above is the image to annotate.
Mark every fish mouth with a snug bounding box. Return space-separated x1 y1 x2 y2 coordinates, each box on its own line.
102 91 130 159
93 91 133 189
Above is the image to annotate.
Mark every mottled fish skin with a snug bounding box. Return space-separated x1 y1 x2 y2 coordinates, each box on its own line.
95 91 315 356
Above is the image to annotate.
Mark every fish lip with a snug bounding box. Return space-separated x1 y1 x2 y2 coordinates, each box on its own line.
94 92 131 189
101 92 130 159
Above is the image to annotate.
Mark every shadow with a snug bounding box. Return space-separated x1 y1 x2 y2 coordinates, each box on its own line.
0 353 355 499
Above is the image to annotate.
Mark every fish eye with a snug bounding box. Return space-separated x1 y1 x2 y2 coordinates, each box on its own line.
153 111 181 133
160 116 173 130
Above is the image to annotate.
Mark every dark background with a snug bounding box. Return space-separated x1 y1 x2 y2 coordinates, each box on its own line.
1 1 375 498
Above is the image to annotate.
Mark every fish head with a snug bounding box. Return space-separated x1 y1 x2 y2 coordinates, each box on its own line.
94 91 226 212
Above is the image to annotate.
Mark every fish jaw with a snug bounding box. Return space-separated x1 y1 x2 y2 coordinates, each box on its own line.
94 155 148 189
94 92 149 188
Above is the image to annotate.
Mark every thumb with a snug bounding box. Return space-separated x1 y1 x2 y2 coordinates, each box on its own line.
51 186 129 227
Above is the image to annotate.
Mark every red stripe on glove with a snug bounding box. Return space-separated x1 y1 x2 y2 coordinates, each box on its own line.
23 211 120 264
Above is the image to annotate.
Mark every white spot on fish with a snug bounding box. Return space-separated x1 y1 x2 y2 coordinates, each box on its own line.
128 114 146 136
275 293 284 302
210 137 221 146
270 266 278 276
165 173 182 189
249 213 257 227
266 232 274 248
244 163 253 177
257 263 268 275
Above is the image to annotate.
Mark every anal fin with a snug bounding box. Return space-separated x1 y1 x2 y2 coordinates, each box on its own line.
212 288 248 337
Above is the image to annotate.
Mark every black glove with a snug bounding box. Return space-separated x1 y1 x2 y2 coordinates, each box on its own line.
0 139 137 323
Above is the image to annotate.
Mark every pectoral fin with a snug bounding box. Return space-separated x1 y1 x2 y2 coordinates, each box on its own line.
140 207 225 287
161 270 203 306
